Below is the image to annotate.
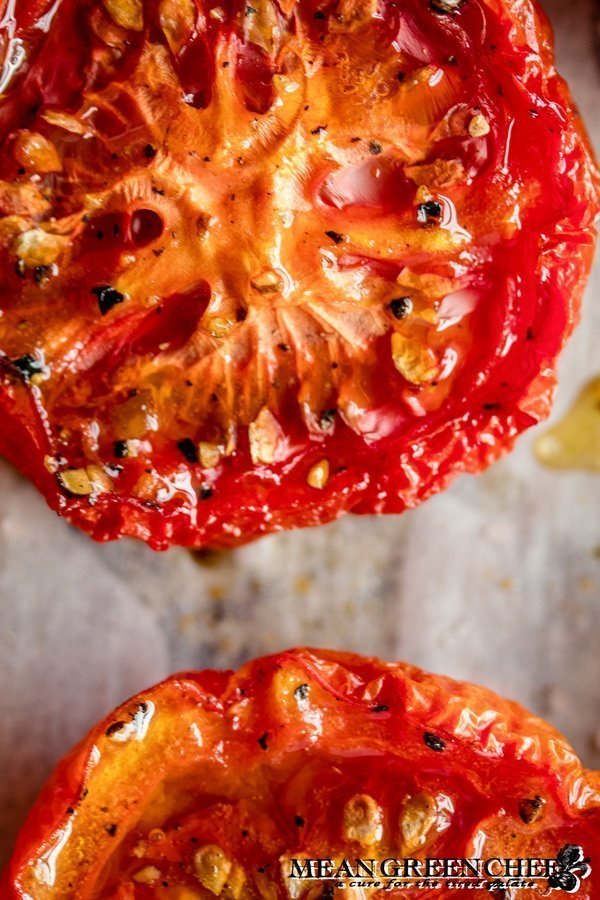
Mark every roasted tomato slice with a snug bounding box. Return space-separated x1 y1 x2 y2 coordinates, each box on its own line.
0 0 598 548
3 649 599 898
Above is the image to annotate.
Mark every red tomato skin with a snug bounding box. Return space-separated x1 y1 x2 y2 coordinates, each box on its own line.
1 650 599 898
0 0 598 550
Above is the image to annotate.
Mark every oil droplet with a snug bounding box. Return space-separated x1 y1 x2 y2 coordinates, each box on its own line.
534 376 600 471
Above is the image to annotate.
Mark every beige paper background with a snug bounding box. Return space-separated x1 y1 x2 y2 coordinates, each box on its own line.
0 0 598 868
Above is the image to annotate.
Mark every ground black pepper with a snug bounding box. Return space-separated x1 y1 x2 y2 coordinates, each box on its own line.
294 683 310 700
417 201 442 224
423 731 446 751
92 285 125 316
11 354 44 381
389 297 413 319
177 438 198 463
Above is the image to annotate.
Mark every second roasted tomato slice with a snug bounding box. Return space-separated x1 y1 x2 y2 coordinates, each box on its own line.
3 650 600 899
0 0 598 548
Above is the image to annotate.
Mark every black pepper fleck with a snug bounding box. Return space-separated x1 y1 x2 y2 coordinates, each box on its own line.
430 0 465 13
92 285 125 316
369 140 382 155
105 720 127 737
258 731 269 750
177 438 198 463
423 731 446 752
113 440 129 459
144 144 157 159
11 354 44 381
518 796 544 824
294 815 305 827
294 683 310 700
372 704 389 712
389 297 413 319
417 200 442 224
325 230 344 244
34 265 52 285
319 409 337 431
199 485 213 500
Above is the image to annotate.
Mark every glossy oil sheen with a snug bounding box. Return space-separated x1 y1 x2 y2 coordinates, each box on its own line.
0 0 598 549
3 650 600 898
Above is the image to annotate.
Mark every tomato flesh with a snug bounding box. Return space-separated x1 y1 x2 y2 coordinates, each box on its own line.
3 649 599 898
0 0 598 548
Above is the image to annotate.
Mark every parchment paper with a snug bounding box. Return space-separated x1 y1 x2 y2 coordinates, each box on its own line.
0 0 598 867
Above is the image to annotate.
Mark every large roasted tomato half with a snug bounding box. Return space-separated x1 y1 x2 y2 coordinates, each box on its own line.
0 0 598 548
3 649 600 898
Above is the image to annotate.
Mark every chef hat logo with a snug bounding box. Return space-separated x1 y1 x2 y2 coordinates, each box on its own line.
547 845 592 893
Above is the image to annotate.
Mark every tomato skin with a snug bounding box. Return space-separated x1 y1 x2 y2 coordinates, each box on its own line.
2 649 599 899
0 0 598 549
